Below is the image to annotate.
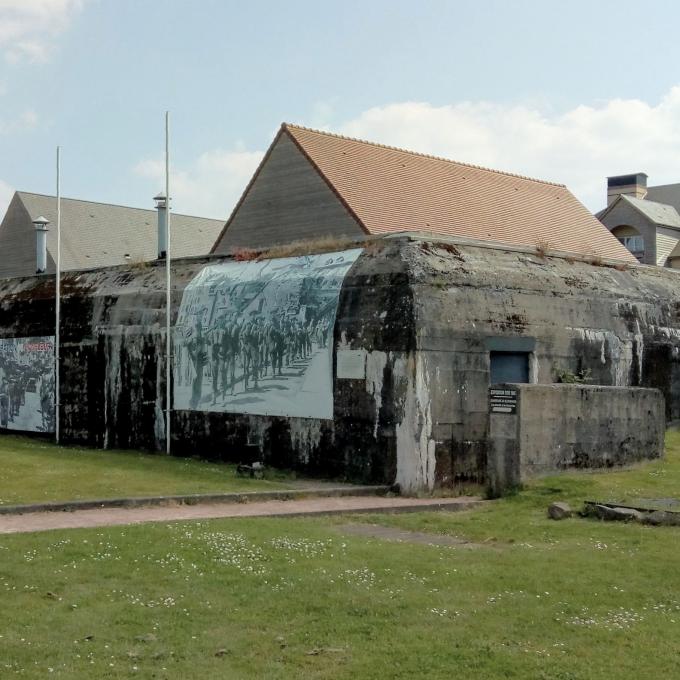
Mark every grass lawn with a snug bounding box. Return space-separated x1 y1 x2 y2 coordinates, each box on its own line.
2 436 680 677
0 435 299 505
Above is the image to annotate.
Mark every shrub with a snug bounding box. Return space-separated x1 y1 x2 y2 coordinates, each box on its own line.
555 367 592 384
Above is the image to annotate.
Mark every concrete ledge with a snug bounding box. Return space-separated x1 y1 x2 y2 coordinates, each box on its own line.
272 498 484 518
0 485 392 516
488 382 665 495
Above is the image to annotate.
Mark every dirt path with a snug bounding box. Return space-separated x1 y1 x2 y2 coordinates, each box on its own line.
339 523 489 548
0 496 482 535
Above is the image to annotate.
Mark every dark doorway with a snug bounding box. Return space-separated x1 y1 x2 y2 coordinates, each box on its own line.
490 351 529 384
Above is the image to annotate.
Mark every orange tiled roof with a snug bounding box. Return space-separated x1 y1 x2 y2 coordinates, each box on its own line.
283 124 635 261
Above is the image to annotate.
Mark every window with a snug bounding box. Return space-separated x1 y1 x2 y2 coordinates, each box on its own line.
490 352 529 384
616 234 644 261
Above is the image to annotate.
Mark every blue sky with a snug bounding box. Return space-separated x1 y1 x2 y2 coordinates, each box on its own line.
2 0 680 219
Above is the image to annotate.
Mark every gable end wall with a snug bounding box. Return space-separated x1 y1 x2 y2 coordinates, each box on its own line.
213 133 365 253
0 194 54 278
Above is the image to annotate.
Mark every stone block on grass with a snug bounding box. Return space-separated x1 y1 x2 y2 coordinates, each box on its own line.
592 504 643 522
548 502 572 520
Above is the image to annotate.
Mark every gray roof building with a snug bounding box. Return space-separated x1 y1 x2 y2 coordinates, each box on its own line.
0 191 225 279
597 174 680 267
619 194 680 230
646 183 680 212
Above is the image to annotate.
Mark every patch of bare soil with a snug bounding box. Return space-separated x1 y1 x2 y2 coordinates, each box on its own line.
338 523 491 548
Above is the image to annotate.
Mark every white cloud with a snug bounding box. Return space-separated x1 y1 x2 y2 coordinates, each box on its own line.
0 108 39 134
132 86 680 221
0 0 86 62
0 179 14 219
333 87 680 210
134 147 263 219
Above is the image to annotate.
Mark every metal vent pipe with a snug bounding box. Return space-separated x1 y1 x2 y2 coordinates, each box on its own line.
154 192 168 259
32 216 50 273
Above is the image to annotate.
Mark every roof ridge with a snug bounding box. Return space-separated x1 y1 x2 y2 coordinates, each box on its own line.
620 194 647 204
16 191 224 222
622 194 680 211
282 122 566 188
648 182 680 190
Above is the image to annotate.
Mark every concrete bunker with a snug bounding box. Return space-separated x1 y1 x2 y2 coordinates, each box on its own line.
0 234 678 494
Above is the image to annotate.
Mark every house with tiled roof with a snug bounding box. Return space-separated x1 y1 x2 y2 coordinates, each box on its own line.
212 123 634 262
597 173 680 267
0 191 225 279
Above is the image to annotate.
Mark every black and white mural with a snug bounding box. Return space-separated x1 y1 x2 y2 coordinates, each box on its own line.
173 249 362 418
0 336 55 432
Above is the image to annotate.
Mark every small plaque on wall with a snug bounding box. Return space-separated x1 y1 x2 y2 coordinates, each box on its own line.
337 350 367 379
489 388 518 414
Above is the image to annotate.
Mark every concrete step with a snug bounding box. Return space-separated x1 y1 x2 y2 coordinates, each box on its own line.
0 485 392 516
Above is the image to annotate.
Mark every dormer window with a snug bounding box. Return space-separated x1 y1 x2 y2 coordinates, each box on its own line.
611 225 645 262
617 234 644 261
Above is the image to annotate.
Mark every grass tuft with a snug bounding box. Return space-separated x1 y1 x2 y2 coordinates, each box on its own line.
230 236 370 263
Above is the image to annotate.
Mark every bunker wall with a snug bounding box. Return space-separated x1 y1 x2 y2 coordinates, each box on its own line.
0 243 414 486
487 383 665 494
400 239 680 491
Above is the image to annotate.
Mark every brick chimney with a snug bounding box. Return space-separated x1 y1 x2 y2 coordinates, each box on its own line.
607 172 648 206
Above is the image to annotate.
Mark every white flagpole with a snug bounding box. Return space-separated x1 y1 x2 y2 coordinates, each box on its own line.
165 112 171 454
55 146 61 445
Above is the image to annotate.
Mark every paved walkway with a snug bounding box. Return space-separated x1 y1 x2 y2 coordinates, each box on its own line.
0 495 482 535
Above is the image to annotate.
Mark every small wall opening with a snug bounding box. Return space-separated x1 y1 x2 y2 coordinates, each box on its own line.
490 352 529 384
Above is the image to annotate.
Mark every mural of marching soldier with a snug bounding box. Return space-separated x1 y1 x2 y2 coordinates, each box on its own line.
268 315 285 378
186 320 207 409
173 248 362 419
210 324 223 405
241 312 261 391
0 370 8 429
220 314 240 397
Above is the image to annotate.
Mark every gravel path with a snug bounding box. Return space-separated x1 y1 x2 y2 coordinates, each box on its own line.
0 496 482 535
